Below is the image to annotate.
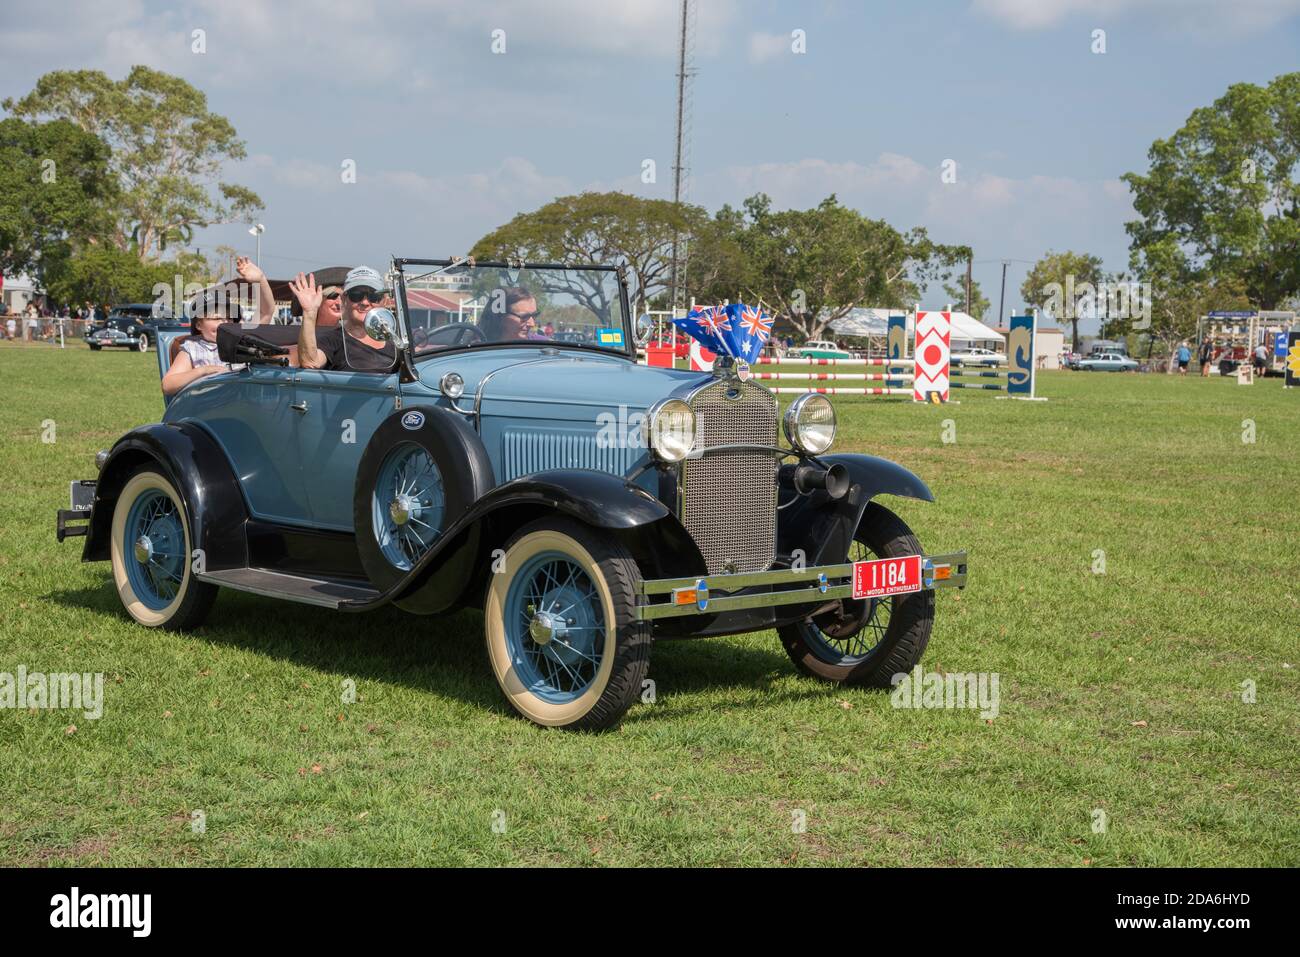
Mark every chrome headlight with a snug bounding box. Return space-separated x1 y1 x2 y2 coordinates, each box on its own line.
646 399 696 463
439 371 465 399
783 393 836 454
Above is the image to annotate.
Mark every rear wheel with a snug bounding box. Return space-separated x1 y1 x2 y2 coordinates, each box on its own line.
88 343 102 351
778 502 934 686
484 518 650 730
109 468 216 629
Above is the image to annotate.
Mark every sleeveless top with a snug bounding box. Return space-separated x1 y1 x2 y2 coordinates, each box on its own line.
180 337 224 369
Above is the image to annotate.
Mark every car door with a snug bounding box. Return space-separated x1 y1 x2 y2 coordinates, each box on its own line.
292 367 403 531
173 363 313 525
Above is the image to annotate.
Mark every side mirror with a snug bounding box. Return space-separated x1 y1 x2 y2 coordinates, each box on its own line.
364 307 398 342
635 314 655 346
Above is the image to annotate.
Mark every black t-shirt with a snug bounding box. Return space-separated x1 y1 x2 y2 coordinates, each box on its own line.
315 326 397 372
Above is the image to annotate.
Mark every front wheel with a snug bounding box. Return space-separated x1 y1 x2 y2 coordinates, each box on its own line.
484 518 650 730
134 334 149 352
109 467 217 629
778 502 934 686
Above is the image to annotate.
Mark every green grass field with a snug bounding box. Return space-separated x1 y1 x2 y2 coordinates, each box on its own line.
1 340 1295 866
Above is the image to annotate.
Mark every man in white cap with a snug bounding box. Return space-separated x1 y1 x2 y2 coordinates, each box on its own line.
289 265 397 372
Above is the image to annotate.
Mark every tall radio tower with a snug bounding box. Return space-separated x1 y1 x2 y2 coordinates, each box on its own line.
669 0 696 312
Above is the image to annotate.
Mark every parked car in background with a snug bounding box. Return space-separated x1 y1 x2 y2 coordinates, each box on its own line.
789 340 853 359
951 346 1007 367
1087 339 1129 356
1076 352 1138 372
86 304 187 353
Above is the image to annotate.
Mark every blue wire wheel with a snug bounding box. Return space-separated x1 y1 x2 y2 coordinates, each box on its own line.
371 442 446 570
122 487 187 611
803 539 892 666
502 550 607 704
804 598 892 665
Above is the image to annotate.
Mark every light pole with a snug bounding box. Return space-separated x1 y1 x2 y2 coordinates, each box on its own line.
248 223 265 268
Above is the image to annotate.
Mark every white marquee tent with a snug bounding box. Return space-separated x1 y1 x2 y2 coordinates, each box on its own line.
826 308 1006 350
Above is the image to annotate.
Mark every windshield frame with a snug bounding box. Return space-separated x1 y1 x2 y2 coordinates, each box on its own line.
393 258 634 364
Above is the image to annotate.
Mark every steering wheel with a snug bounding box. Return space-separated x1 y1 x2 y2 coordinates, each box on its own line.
422 322 486 347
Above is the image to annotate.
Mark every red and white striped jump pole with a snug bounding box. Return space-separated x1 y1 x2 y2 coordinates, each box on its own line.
754 372 914 382
771 387 913 396
755 356 915 367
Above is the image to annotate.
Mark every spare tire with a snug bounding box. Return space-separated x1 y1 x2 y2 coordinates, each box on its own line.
353 406 494 598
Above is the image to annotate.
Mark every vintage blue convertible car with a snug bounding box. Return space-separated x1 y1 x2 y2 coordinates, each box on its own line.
56 258 967 730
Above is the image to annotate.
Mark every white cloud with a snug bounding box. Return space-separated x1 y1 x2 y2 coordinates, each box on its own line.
374 157 572 223
747 32 790 64
972 0 1300 32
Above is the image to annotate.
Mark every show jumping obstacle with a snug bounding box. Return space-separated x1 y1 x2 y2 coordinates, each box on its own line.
751 357 915 396
755 312 1042 403
646 309 1043 403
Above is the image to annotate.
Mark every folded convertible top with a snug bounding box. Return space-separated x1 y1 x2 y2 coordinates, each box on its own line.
216 323 295 363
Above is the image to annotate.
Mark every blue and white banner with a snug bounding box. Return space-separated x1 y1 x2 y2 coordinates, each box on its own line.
1007 315 1035 395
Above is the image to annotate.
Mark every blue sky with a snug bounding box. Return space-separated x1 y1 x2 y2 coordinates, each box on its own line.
3 0 1298 328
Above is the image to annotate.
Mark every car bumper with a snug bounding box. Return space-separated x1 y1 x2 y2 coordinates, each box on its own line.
635 551 967 620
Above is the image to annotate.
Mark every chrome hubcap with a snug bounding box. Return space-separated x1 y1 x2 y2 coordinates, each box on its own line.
528 610 562 646
133 535 153 564
388 494 420 526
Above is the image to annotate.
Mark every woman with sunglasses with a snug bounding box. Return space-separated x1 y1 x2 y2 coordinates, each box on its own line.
290 265 397 372
315 284 344 327
479 286 544 342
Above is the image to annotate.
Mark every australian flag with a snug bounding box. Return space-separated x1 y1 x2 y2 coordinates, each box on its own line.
673 302 774 364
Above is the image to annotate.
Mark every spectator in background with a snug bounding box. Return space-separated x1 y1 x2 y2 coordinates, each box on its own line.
1199 338 1213 377
1253 342 1268 376
1176 341 1191 375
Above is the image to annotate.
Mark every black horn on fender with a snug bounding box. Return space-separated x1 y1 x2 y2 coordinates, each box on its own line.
780 461 850 500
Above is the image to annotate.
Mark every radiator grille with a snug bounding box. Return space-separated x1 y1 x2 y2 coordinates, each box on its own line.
682 380 778 574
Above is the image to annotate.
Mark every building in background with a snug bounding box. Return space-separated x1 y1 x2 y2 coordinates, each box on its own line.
0 274 40 314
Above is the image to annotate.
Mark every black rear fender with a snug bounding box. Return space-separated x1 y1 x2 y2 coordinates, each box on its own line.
82 422 249 569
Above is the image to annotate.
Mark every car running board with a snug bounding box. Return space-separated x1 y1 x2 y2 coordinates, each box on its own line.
197 568 380 609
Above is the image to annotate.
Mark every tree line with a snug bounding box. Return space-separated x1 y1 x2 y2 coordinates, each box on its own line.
1 67 261 307
4 66 1296 344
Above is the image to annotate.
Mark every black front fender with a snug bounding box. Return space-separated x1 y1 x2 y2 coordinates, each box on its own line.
81 422 249 569
777 453 934 567
349 468 704 613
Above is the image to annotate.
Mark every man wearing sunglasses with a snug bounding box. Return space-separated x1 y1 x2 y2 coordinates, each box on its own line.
290 265 397 372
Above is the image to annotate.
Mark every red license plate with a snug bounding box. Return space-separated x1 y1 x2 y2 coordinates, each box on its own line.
851 555 922 599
